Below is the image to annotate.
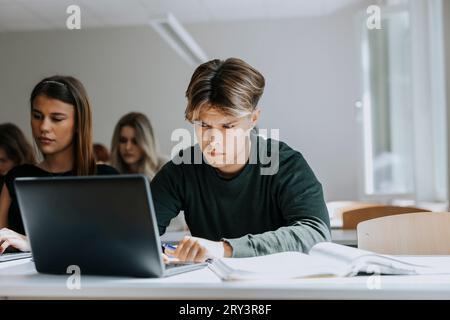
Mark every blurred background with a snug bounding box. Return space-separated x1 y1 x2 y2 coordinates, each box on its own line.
0 0 449 209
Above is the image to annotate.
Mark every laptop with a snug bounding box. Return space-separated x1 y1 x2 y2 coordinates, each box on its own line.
14 174 206 277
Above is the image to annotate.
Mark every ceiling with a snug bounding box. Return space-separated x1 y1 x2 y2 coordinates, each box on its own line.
0 0 363 32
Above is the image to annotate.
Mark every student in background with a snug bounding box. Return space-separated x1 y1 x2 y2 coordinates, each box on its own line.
93 143 111 165
0 75 118 253
110 112 187 232
0 123 35 195
111 112 166 180
152 58 331 262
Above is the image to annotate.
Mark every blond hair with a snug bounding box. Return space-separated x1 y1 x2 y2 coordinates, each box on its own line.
111 112 164 179
185 58 265 121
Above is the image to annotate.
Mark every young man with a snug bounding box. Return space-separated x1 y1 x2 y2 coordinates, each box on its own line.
151 58 331 262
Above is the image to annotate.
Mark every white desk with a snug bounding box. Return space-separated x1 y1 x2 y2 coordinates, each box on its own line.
331 229 357 247
1 257 450 299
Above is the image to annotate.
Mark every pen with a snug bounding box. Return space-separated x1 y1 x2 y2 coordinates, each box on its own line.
162 243 177 251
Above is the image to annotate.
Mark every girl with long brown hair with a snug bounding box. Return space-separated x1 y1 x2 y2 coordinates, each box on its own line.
0 76 117 253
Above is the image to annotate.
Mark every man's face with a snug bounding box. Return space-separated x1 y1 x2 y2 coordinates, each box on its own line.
193 107 259 171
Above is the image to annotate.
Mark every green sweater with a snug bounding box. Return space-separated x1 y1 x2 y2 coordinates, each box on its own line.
151 134 331 258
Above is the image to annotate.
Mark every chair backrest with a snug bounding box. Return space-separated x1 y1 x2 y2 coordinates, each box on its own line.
357 212 450 255
326 201 382 220
342 205 430 229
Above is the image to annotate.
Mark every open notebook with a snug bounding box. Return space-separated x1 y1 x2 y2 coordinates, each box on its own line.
207 242 450 281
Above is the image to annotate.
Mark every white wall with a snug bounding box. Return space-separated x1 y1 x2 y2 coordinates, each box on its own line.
0 27 194 159
0 4 366 201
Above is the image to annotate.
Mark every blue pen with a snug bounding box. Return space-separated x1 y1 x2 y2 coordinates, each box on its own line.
162 243 177 251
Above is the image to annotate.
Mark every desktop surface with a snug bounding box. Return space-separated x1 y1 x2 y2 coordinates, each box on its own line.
1 257 450 300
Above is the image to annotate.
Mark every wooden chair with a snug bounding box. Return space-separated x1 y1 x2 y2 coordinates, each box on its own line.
357 212 450 255
326 201 382 220
342 205 430 229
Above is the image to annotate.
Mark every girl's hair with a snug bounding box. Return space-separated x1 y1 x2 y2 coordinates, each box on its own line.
93 143 110 164
185 57 265 121
111 112 163 179
30 75 96 175
0 123 35 167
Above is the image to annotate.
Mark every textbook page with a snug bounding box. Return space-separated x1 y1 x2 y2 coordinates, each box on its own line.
309 242 438 275
208 251 349 281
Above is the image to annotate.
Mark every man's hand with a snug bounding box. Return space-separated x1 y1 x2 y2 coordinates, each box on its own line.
164 236 233 262
0 228 30 254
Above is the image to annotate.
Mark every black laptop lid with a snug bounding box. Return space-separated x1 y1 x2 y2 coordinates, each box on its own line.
14 175 165 278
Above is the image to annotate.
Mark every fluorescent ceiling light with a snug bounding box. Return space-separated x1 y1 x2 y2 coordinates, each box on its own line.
149 13 208 66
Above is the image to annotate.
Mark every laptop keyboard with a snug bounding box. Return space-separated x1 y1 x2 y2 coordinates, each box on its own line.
164 261 208 276
165 261 201 269
0 252 32 263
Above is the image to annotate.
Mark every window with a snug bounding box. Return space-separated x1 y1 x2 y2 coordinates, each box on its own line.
358 0 448 204
360 5 414 196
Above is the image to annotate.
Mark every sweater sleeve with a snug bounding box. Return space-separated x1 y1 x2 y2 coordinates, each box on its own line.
223 153 331 258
